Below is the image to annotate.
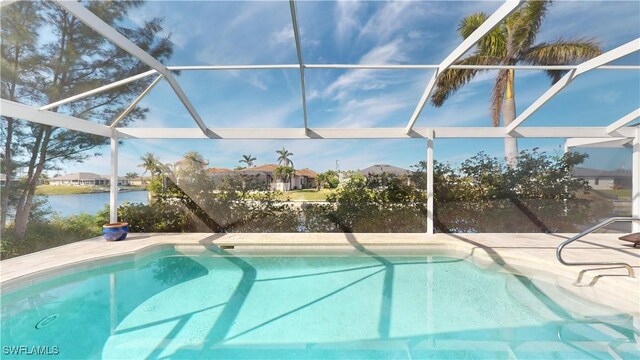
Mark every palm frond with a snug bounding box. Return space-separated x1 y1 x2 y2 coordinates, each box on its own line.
458 12 488 39
543 69 564 84
508 0 551 54
522 38 602 65
523 39 601 83
431 54 501 107
490 70 509 127
458 12 507 58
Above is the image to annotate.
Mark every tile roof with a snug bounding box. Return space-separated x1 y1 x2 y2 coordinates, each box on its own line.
358 164 412 176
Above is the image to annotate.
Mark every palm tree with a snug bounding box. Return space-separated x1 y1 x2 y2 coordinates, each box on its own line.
239 154 257 168
139 153 160 180
431 1 601 166
274 165 295 191
181 151 208 173
276 147 294 167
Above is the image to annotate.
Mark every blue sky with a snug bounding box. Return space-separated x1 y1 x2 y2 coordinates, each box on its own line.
56 0 640 176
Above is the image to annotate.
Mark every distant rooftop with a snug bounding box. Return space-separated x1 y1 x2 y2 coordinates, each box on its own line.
51 172 127 180
359 164 412 177
209 165 318 178
52 172 106 181
572 167 632 178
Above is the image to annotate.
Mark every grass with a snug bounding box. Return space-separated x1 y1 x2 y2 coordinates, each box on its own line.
36 185 107 195
36 185 146 195
278 189 336 201
596 189 632 199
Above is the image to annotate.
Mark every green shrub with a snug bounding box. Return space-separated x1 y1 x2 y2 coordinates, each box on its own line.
1 214 102 259
304 174 428 233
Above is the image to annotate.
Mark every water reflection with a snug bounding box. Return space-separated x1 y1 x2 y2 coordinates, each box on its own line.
0 254 208 359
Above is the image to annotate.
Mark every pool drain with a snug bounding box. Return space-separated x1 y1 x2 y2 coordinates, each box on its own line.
35 314 58 329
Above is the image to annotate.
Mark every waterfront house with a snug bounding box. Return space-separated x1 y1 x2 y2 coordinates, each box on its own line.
571 167 632 190
207 164 317 191
50 173 129 186
358 164 413 185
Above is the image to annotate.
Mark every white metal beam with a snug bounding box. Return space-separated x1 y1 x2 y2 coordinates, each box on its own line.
55 2 167 73
55 1 211 137
35 62 638 113
426 130 434 234
406 70 438 133
116 126 637 140
111 75 164 128
606 108 640 134
168 64 639 71
574 39 640 77
633 127 640 232
162 75 212 136
405 0 522 133
109 131 118 223
506 38 640 133
505 68 575 132
40 70 157 111
564 137 632 150
168 65 299 71
1 99 111 137
289 0 309 130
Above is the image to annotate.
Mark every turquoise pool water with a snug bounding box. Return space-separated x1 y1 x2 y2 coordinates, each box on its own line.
1 249 638 359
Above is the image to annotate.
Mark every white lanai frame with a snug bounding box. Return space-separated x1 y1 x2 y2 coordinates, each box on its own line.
404 0 522 133
1 0 639 232
506 38 640 133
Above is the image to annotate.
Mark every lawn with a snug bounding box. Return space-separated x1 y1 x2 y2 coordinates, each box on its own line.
36 185 108 195
279 189 336 201
36 185 145 195
595 189 632 199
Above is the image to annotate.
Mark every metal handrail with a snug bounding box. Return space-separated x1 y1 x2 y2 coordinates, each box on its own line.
557 217 639 278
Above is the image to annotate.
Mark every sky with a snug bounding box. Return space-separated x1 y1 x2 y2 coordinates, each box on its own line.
48 0 640 176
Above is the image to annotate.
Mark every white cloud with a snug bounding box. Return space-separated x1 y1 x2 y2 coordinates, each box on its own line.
204 100 300 128
270 26 295 46
359 38 407 64
358 1 416 42
593 89 622 104
331 95 410 128
335 0 364 45
321 38 407 99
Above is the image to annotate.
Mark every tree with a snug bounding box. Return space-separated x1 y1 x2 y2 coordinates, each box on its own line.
174 151 208 186
1 2 174 240
0 2 42 236
125 172 138 180
317 173 329 190
180 151 208 173
239 154 256 168
317 170 338 189
274 165 295 190
430 1 601 166
276 147 294 167
139 153 161 180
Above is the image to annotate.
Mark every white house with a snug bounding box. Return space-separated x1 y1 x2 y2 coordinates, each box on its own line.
49 172 129 186
207 164 317 191
572 167 633 190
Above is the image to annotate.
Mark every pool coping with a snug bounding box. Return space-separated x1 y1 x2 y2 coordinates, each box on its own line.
1 232 639 317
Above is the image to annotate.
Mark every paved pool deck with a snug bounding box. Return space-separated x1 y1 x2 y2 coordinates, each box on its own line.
1 233 639 316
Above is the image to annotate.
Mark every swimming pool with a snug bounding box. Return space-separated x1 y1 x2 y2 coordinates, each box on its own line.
1 248 638 359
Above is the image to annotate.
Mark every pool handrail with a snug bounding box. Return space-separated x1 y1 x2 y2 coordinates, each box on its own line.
556 216 639 278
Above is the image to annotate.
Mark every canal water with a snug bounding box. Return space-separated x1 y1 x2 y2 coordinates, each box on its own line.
45 191 149 217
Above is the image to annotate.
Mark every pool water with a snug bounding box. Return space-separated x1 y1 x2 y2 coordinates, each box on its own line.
1 249 638 359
